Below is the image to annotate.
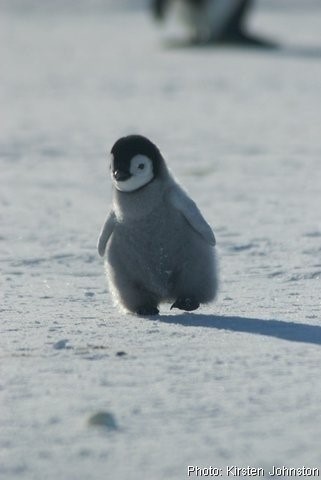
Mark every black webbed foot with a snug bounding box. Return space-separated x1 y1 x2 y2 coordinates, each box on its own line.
136 305 159 316
170 297 200 312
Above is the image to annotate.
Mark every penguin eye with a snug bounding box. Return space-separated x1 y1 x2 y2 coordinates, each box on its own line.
129 155 151 177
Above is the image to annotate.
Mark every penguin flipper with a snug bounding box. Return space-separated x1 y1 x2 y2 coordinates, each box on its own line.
97 211 116 257
168 186 216 246
151 0 169 20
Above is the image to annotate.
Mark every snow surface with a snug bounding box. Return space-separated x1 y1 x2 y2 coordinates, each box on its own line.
1 2 321 479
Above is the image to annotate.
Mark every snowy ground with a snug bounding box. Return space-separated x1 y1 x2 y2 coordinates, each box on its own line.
1 2 321 479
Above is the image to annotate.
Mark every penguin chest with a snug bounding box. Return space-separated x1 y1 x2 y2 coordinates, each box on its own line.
131 214 177 284
110 208 184 293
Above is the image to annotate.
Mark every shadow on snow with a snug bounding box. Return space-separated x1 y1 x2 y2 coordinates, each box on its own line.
165 40 321 60
155 313 321 346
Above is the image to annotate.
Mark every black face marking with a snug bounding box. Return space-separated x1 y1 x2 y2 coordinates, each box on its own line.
110 135 161 178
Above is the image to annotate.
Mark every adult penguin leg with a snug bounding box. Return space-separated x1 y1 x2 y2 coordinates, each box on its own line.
223 0 253 38
219 0 278 48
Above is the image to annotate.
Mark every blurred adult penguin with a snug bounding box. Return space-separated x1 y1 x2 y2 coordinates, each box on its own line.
152 0 275 47
98 135 218 316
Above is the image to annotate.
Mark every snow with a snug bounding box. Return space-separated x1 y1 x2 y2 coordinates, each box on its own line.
1 2 321 479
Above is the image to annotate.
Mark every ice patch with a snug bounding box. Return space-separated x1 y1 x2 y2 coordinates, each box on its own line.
52 339 72 350
88 412 118 431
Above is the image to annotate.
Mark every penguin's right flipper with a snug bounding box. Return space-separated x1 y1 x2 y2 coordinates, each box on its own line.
97 211 116 257
168 186 216 246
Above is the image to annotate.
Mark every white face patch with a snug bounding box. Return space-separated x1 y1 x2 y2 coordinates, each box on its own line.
112 154 154 192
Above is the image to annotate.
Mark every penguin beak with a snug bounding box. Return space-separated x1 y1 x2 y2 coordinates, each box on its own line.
113 170 131 182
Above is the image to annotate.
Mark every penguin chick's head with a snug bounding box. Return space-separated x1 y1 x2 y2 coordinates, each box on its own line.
110 135 162 193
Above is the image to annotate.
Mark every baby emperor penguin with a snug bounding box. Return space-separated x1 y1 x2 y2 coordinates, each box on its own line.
97 135 218 315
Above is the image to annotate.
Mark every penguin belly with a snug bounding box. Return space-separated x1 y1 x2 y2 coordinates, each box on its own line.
106 204 217 309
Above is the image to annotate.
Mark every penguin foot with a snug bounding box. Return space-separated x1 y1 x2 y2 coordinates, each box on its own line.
218 31 278 49
171 297 200 312
136 305 159 316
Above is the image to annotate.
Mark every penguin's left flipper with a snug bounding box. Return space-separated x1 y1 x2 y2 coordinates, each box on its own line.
168 186 216 246
97 211 116 257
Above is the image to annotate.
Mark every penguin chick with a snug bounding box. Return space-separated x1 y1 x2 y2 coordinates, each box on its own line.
98 135 218 316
